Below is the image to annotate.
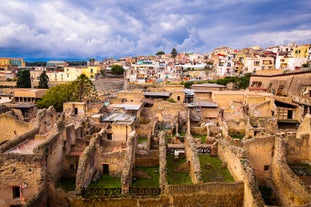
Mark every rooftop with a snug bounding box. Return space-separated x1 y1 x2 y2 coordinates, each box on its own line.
144 92 171 97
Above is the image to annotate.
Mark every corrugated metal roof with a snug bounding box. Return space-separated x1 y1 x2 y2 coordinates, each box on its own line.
144 92 171 97
102 112 135 123
187 101 218 108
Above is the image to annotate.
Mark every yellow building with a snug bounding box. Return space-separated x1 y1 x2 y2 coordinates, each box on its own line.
81 66 101 79
0 58 25 69
292 44 310 58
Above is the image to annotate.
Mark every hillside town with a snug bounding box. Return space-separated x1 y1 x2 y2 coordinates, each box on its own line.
0 42 311 207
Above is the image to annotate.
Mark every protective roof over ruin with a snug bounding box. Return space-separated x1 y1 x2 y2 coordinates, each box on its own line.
102 112 135 124
187 100 218 108
109 102 143 111
144 92 171 97
5 139 45 154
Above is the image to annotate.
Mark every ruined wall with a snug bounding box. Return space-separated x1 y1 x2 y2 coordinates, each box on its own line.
135 150 159 166
287 114 311 163
150 101 186 129
135 123 151 138
121 131 136 194
95 148 126 176
0 154 45 206
184 134 202 184
213 92 245 108
0 127 39 153
166 182 244 206
271 134 311 206
37 106 58 134
243 136 274 182
218 139 265 207
75 134 97 194
35 128 65 183
158 131 167 191
111 123 132 142
0 113 35 143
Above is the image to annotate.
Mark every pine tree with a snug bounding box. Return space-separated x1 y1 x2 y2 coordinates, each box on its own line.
16 69 31 88
38 71 49 89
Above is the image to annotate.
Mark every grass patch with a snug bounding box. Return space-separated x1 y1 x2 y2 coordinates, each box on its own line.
199 154 234 182
193 134 206 143
230 134 244 139
89 174 121 188
138 137 148 144
166 154 192 185
132 166 159 187
57 177 76 192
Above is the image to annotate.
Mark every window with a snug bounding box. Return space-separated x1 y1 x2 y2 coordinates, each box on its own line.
264 165 270 171
12 186 20 199
107 133 112 140
177 96 180 101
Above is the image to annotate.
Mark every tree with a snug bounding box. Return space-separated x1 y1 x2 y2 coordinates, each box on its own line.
36 83 75 112
156 51 165 55
38 71 49 89
170 48 178 58
36 74 98 112
16 69 31 88
110 65 124 75
71 74 97 102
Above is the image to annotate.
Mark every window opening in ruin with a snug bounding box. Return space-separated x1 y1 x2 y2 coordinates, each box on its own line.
74 108 78 115
287 110 293 120
12 186 20 199
107 133 112 140
103 164 109 175
177 96 180 101
264 165 270 171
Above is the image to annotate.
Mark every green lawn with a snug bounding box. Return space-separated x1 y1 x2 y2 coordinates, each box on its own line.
138 137 148 144
132 166 159 187
199 154 234 182
193 134 206 143
166 154 192 185
88 174 121 188
57 177 76 192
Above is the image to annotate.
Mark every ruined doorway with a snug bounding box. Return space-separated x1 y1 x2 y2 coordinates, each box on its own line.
287 110 293 119
74 108 78 115
103 164 109 175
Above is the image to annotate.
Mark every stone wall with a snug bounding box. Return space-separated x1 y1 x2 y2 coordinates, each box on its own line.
0 113 35 143
158 131 167 191
218 139 265 207
271 134 311 206
121 131 136 194
0 154 45 206
75 134 97 194
35 127 65 183
0 127 39 153
287 114 311 163
135 150 159 167
243 136 274 183
184 134 203 184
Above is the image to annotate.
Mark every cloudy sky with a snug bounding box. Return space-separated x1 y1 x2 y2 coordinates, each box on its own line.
0 0 310 61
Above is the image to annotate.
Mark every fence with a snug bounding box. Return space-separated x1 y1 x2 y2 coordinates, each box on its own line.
83 187 161 198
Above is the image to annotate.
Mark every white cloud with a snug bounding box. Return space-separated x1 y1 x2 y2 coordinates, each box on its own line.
0 0 310 59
